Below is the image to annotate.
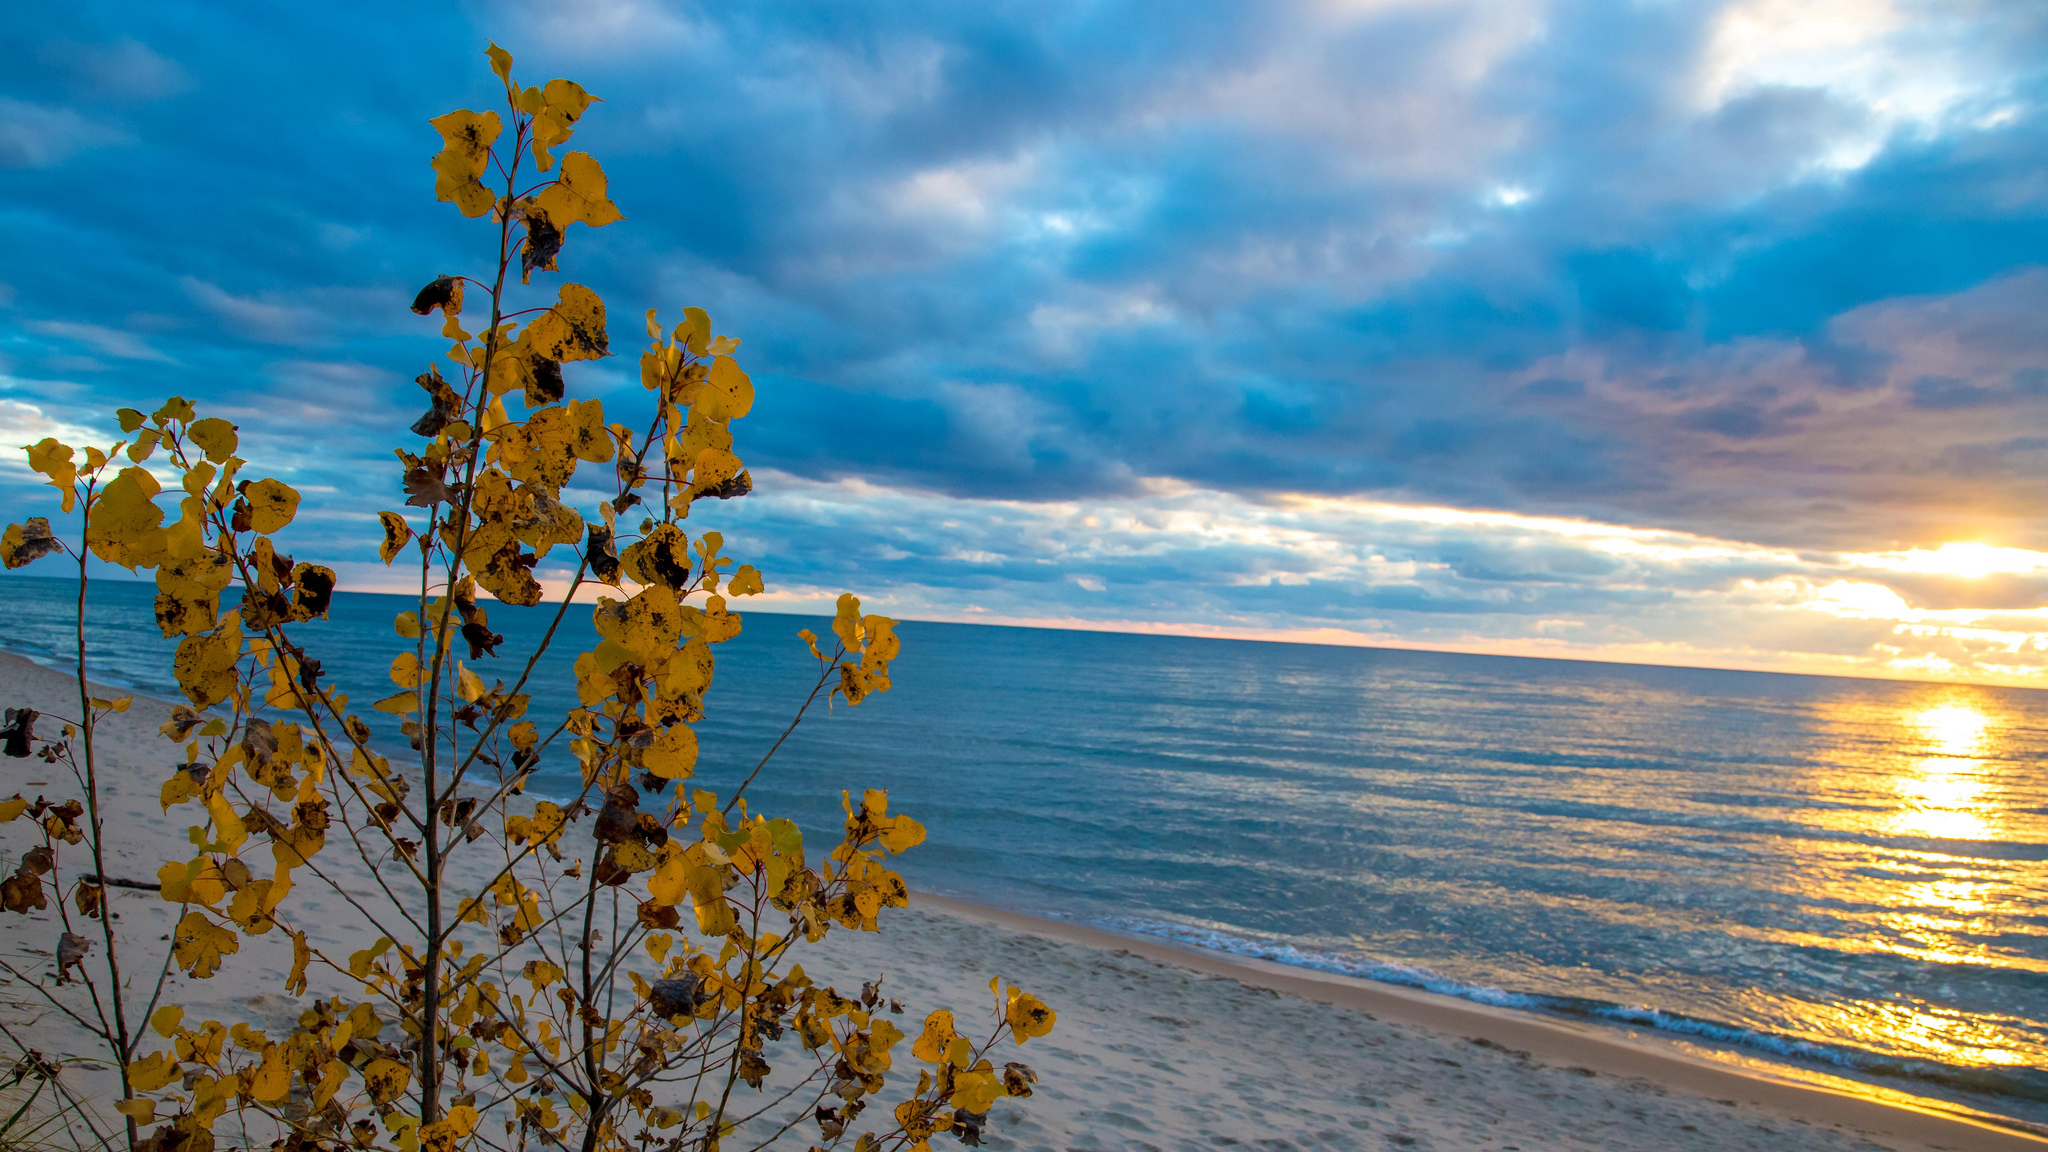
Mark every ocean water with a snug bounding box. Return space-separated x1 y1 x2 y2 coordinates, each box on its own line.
4 573 2046 1123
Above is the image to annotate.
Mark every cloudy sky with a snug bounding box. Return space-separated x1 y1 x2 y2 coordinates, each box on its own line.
4 0 2048 684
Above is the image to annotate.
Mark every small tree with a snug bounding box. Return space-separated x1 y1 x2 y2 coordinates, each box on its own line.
1 43 1053 1152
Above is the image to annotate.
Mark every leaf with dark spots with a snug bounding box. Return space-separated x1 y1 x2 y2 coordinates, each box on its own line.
738 1049 770 1090
526 357 564 406
475 541 542 606
403 466 457 508
700 469 752 501
410 275 462 316
1 709 38 758
290 564 336 620
239 586 292 630
521 209 563 284
461 619 503 659
1 518 62 569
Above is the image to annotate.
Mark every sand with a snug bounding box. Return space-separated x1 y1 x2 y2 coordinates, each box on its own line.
1 650 2042 1152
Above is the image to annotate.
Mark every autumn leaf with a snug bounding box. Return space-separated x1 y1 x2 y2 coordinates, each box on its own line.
642 724 698 780
1 518 62 568
1005 988 1056 1042
525 283 609 362
377 511 414 563
411 275 463 316
532 151 622 227
241 478 300 534
171 910 238 978
727 564 764 596
430 108 502 217
188 417 239 463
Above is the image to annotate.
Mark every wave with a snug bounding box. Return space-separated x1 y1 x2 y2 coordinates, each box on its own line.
1099 916 2048 1107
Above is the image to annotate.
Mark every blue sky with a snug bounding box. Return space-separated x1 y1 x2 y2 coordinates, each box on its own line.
5 0 2048 683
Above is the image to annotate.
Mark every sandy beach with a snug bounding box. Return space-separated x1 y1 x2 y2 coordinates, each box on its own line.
2 649 2042 1152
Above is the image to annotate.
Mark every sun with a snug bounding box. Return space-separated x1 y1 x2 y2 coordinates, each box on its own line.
1852 541 2048 580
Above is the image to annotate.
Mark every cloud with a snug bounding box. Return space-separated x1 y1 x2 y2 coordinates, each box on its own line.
38 37 191 100
0 97 125 168
24 320 174 363
0 0 2045 683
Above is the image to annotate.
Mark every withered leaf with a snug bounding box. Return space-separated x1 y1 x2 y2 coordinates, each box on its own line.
526 358 564 406
403 466 457 508
585 523 620 583
521 209 563 284
411 366 464 438
1 708 38 758
289 563 337 619
1 518 62 569
461 619 503 660
410 275 463 316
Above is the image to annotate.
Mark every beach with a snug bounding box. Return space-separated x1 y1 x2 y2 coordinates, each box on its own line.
2 649 2042 1152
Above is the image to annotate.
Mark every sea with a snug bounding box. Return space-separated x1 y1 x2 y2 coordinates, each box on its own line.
4 573 2045 1127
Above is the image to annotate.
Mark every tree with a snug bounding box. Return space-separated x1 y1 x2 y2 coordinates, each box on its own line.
2 43 1053 1152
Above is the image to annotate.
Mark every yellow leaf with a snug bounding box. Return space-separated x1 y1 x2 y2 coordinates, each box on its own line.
171 622 242 709
700 355 754 420
87 467 165 568
243 478 300 534
1005 987 1056 1043
128 1052 181 1092
25 438 78 513
248 1043 291 1104
372 691 419 715
113 1099 156 1124
206 792 247 853
568 397 612 461
430 109 502 217
187 417 239 463
833 593 865 652
532 151 622 227
362 1057 412 1104
912 1009 957 1064
486 41 514 88
676 308 711 356
150 1004 185 1037
525 283 609 362
880 814 926 854
378 511 414 564
643 723 698 780
457 664 487 703
727 564 763 596
172 911 238 978
390 652 427 689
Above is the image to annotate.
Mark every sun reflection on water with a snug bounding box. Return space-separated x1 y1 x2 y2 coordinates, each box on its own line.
1890 700 2002 843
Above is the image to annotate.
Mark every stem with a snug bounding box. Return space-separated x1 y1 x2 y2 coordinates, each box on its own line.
69 489 137 1151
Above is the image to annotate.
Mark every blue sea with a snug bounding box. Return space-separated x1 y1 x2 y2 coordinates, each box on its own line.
5 573 2045 1125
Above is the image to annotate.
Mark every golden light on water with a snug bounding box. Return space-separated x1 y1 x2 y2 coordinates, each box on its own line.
1890 701 2000 843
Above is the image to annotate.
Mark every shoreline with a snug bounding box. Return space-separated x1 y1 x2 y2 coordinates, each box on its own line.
909 889 2048 1152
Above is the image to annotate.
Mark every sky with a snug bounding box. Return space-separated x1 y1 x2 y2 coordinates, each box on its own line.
4 0 2048 685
